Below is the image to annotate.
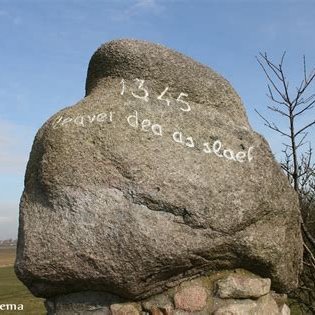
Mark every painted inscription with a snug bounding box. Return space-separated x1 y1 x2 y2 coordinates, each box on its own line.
120 78 191 112
50 78 254 163
171 128 253 163
127 110 163 136
52 112 113 129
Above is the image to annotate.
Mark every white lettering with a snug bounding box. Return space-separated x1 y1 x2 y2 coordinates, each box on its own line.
119 78 191 113
212 140 223 157
53 112 113 129
52 116 63 129
248 146 254 162
127 111 139 128
74 116 84 127
223 149 236 161
157 87 171 106
87 115 96 123
127 111 162 136
97 113 107 122
177 92 191 112
61 117 73 125
141 119 151 131
152 124 163 136
0 304 24 311
204 140 252 163
236 151 246 163
173 131 183 144
203 142 211 153
120 78 125 95
185 136 195 148
6 304 17 311
132 79 149 102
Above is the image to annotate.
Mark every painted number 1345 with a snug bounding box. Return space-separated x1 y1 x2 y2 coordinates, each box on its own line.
120 78 191 112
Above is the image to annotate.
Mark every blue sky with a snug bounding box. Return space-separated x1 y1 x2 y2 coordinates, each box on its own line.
1 0 315 239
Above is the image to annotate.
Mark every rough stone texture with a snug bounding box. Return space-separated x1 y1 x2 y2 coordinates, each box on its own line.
255 294 281 315
142 293 173 311
15 39 302 299
44 270 290 314
110 303 141 315
214 295 280 315
150 306 163 315
214 300 257 315
174 286 207 311
216 274 271 298
279 304 291 315
270 292 288 309
45 291 122 315
150 305 173 315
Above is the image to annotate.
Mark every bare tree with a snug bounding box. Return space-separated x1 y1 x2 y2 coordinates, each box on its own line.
256 52 315 313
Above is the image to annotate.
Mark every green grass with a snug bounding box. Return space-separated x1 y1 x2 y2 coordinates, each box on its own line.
0 248 46 314
0 247 16 267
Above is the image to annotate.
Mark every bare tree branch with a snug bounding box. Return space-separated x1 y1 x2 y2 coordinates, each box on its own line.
294 100 315 117
255 109 290 137
256 55 288 101
256 52 315 311
295 120 315 138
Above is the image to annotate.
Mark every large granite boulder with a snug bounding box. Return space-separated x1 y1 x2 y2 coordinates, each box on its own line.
15 39 303 300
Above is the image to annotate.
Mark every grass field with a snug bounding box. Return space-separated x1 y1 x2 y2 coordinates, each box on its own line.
0 247 16 267
0 247 46 314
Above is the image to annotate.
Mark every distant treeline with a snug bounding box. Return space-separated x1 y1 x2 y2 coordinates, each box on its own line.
0 239 17 246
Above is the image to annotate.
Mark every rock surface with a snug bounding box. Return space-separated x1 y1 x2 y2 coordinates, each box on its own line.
255 294 281 315
15 39 302 299
110 303 141 315
279 304 291 315
214 300 257 315
214 294 281 315
216 274 271 298
45 270 290 314
44 291 122 315
174 286 208 311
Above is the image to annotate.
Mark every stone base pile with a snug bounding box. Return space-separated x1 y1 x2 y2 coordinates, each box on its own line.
45 269 290 315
